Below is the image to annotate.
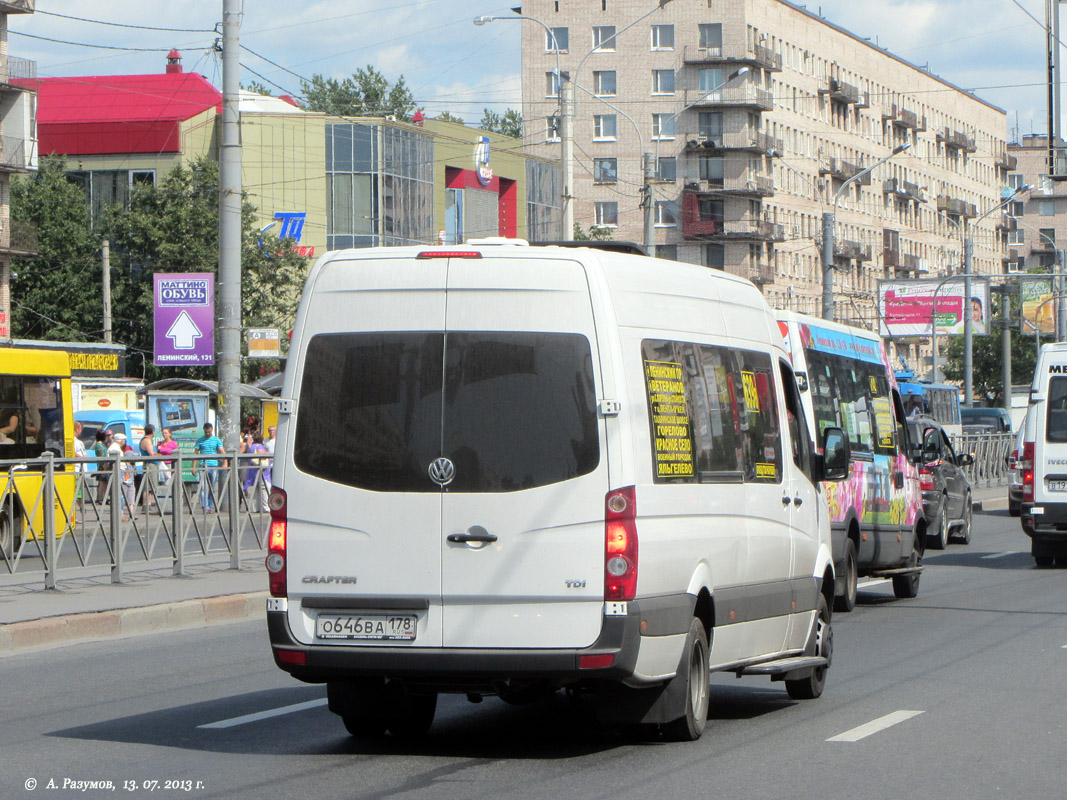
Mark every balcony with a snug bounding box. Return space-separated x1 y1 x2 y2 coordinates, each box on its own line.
0 0 34 12
684 84 773 111
883 248 900 268
682 44 782 71
936 195 977 218
820 77 861 105
836 240 872 262
820 157 871 185
886 103 924 131
682 129 783 155
0 220 38 256
994 145 1018 171
882 177 923 202
1031 238 1056 254
713 218 785 242
686 170 775 198
938 127 977 153
0 55 36 88
751 262 776 285
0 134 34 173
996 216 1018 233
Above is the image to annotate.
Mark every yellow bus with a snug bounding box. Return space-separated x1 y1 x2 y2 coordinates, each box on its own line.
0 345 77 554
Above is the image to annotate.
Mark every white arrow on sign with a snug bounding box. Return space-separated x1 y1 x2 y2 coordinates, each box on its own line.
166 310 203 350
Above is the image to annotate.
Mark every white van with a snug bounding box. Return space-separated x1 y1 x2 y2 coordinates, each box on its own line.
1020 342 1067 566
266 241 849 741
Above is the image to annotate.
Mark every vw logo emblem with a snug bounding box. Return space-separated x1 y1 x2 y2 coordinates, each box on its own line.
428 457 456 487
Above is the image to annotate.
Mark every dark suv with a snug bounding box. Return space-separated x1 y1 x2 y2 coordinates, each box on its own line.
906 417 974 550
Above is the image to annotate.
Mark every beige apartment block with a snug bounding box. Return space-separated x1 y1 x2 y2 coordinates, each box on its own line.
0 0 37 340
521 0 1011 331
1005 135 1067 273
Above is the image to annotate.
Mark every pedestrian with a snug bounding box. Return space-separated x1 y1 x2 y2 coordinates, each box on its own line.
245 433 268 511
138 424 158 512
110 432 135 521
194 422 225 513
93 429 111 504
73 420 87 520
263 424 276 505
157 427 178 488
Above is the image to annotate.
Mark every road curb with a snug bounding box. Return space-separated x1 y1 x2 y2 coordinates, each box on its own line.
0 591 268 655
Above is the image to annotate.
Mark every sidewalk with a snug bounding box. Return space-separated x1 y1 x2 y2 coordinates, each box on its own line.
0 485 1011 657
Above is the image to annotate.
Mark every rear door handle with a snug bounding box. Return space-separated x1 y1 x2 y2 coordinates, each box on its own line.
793 497 803 507
782 495 792 506
446 532 498 544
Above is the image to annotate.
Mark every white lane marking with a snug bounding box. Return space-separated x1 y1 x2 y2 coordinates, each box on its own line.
198 698 328 729
857 579 888 589
981 551 1018 560
827 710 925 743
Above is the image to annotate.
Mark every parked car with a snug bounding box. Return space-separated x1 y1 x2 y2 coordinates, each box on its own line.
74 410 146 472
1007 423 1025 517
960 406 1012 434
906 416 974 549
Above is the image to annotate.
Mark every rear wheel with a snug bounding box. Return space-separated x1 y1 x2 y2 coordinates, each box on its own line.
328 680 437 739
833 538 857 613
951 495 972 545
927 500 947 550
786 593 832 700
385 693 437 739
0 511 20 557
1035 555 1055 568
661 617 710 742
892 535 922 599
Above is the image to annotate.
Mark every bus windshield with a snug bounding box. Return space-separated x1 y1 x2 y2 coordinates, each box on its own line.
0 375 67 459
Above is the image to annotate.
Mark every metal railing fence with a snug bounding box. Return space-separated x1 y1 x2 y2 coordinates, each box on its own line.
949 431 1015 489
0 452 272 589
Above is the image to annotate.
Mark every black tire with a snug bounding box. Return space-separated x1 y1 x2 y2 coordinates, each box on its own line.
834 538 857 613
951 495 972 545
892 535 922 599
341 714 387 738
927 500 947 550
0 511 20 556
1035 554 1055 568
786 593 832 700
1008 498 1021 517
386 693 437 739
661 617 710 742
1056 554 1067 568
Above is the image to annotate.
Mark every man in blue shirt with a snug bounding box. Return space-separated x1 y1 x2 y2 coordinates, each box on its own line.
194 422 226 513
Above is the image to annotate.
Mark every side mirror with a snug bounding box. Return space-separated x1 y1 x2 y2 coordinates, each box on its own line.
958 453 975 467
819 427 850 482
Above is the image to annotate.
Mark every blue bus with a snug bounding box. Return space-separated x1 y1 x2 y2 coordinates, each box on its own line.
895 370 962 437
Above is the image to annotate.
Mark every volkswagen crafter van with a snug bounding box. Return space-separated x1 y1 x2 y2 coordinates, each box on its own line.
1020 342 1067 566
266 241 849 741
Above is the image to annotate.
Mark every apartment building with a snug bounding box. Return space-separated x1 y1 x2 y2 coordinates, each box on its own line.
0 0 37 340
521 0 1011 330
1005 135 1067 273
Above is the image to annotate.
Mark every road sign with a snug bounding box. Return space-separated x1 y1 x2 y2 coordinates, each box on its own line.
154 273 215 366
247 328 281 358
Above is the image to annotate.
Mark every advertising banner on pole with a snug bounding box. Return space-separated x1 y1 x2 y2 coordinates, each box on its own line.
878 278 990 338
1020 277 1055 335
153 273 215 366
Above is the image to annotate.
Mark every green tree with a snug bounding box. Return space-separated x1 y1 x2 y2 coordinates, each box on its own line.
242 81 273 96
10 156 101 340
942 310 1051 405
479 108 523 139
573 222 614 241
300 66 415 120
96 157 307 383
434 111 464 124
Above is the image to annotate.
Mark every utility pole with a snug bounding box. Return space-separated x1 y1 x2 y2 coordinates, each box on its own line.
643 152 655 255
560 77 574 239
219 0 243 566
102 239 112 344
1000 286 1012 411
963 237 974 406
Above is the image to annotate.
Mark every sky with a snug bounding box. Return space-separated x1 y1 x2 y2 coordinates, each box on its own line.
7 0 1063 138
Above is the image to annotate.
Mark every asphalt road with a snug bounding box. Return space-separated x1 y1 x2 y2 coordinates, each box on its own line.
3 508 1064 800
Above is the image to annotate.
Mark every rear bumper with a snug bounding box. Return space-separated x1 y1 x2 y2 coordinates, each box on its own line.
1021 500 1067 541
268 594 693 687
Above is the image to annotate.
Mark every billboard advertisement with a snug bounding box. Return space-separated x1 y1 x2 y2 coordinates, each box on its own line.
879 278 990 338
1020 277 1056 335
153 273 215 366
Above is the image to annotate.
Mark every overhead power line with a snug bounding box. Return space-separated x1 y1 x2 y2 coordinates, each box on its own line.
34 9 215 33
10 30 186 52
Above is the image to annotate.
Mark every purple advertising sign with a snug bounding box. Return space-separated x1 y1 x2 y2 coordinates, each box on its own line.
154 273 215 366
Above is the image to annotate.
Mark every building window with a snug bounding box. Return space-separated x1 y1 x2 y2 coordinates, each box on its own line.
655 200 678 227
1040 228 1056 246
1008 229 1025 245
594 157 618 183
702 243 725 269
698 23 723 54
652 69 675 94
652 113 675 140
593 70 617 96
1008 200 1025 217
1008 173 1024 189
594 114 617 140
698 111 724 140
547 115 561 142
699 67 726 94
1040 200 1056 217
651 24 674 50
595 201 619 227
593 25 617 51
656 156 677 182
698 155 724 186
546 71 561 98
547 26 569 52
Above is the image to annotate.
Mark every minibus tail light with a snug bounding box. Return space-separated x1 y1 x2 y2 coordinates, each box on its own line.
1022 442 1035 503
266 487 288 597
605 486 638 601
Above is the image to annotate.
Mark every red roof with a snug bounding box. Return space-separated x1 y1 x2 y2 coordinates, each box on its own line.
31 73 222 156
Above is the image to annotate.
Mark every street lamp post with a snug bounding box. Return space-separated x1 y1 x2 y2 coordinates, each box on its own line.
922 201 964 381
962 185 1031 407
822 143 910 322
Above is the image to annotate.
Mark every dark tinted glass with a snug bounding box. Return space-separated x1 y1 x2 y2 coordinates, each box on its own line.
1047 376 1067 442
294 332 599 492
294 333 444 492
442 333 599 492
